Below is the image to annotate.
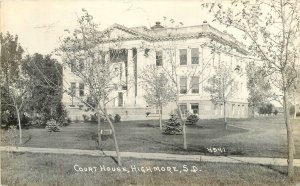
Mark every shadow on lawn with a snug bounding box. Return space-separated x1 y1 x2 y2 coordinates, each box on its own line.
261 164 287 175
134 137 210 154
224 155 287 175
23 135 32 145
137 123 158 128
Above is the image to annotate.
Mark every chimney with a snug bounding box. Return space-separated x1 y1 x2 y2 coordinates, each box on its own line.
151 21 164 30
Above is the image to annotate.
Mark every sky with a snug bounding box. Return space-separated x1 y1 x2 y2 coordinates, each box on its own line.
0 0 223 55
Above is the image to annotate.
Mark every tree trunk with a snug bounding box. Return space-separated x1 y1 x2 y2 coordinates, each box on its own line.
97 110 102 147
283 89 294 178
104 110 122 166
252 105 255 119
175 101 187 150
224 102 227 130
15 107 22 144
294 94 297 119
182 119 187 149
159 104 162 130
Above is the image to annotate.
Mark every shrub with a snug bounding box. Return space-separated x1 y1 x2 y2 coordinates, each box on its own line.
186 114 199 125
163 114 182 135
90 113 98 123
273 109 278 116
54 103 67 122
31 116 47 128
90 113 106 123
114 114 121 123
109 114 113 121
289 105 295 116
1 110 18 127
105 114 114 123
145 112 151 117
21 114 31 126
259 103 274 115
46 119 60 132
59 119 70 127
82 114 90 122
58 115 71 127
296 112 300 117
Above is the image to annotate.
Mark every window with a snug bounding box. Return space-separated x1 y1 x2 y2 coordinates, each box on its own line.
180 77 187 94
79 83 84 97
156 51 163 66
214 104 218 115
230 56 233 69
155 106 161 114
179 49 187 65
71 62 76 72
191 48 199 64
212 52 218 67
191 104 199 114
79 60 84 72
118 92 123 107
119 62 123 81
101 52 106 64
179 104 188 116
191 77 199 93
70 82 76 96
240 83 243 93
110 49 127 63
232 104 235 116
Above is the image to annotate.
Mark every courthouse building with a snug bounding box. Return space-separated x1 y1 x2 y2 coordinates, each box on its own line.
62 21 249 121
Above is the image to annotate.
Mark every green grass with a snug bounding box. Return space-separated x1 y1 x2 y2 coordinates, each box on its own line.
1 117 299 158
2 152 299 186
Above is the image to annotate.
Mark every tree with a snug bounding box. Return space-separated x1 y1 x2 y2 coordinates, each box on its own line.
22 53 63 120
259 103 274 115
57 10 123 165
0 32 23 88
266 103 274 115
204 64 237 130
202 0 300 177
1 67 31 144
163 114 182 135
141 18 220 149
0 32 27 144
290 69 300 119
142 17 234 149
246 62 272 117
140 65 176 130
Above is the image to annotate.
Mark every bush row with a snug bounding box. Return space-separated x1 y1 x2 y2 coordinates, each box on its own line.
82 113 121 123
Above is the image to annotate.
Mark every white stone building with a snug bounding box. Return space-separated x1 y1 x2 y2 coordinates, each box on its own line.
62 21 249 121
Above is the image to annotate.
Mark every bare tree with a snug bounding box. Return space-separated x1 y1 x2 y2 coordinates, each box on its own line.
246 61 272 118
202 0 300 177
204 64 237 130
1 66 31 144
140 19 215 149
57 10 125 166
140 65 176 130
1 32 27 144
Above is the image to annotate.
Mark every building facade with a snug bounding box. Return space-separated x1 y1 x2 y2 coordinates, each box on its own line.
295 56 300 116
62 21 249 121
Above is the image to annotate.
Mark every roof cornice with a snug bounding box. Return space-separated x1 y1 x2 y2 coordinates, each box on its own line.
100 23 248 55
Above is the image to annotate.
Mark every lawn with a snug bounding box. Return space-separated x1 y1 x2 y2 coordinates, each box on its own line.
1 117 299 158
1 152 299 186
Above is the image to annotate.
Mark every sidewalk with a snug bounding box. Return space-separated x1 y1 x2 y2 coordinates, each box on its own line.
1 146 300 167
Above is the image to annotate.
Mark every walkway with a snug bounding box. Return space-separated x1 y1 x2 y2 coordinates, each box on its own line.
1 146 300 167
